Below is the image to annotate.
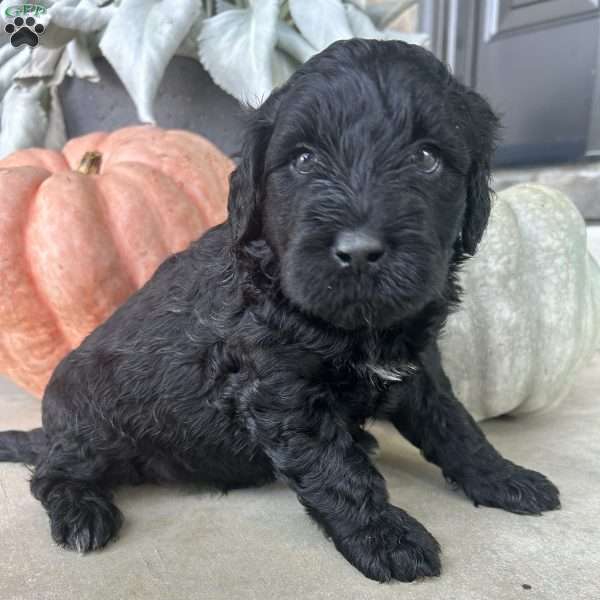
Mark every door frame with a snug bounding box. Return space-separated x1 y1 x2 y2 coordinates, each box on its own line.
419 0 600 159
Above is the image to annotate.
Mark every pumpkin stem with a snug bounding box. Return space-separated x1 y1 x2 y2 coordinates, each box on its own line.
77 151 102 175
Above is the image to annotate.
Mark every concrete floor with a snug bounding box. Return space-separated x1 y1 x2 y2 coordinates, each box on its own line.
1 355 599 600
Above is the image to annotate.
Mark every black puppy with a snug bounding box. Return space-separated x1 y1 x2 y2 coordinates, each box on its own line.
0 40 559 582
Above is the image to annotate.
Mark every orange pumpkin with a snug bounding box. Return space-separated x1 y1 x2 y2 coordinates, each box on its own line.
0 125 233 397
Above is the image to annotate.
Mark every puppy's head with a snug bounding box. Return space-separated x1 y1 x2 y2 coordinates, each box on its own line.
227 39 498 330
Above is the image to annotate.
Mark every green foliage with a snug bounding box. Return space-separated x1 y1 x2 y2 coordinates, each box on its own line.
0 0 427 156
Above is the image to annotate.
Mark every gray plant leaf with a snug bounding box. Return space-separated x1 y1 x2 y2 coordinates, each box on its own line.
365 0 417 28
346 4 428 46
345 4 381 38
271 48 299 88
0 44 20 66
14 47 64 79
0 81 49 157
39 0 104 48
66 35 100 81
276 21 316 63
346 0 367 8
382 28 429 47
198 0 279 106
216 0 236 12
50 47 72 87
0 47 31 99
47 0 82 8
100 0 201 123
177 12 204 59
13 44 74 90
39 23 78 49
45 85 67 150
289 0 352 51
49 1 115 31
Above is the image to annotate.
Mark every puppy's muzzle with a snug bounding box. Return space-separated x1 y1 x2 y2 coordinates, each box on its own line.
333 230 385 270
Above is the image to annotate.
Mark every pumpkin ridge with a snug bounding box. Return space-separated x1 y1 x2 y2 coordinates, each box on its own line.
0 149 69 172
23 176 72 355
90 175 138 293
103 163 174 254
590 256 600 351
464 272 489 411
161 132 232 215
107 162 205 255
114 145 215 225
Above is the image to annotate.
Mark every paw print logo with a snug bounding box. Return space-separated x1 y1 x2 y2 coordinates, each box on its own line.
4 16 45 48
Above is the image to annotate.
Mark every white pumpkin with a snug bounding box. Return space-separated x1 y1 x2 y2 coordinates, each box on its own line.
441 183 600 420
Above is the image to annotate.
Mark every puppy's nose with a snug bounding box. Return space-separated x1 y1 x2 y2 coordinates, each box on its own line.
333 230 384 268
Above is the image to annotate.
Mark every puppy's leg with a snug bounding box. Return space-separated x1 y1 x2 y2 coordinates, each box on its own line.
251 383 441 582
387 344 560 515
30 435 124 553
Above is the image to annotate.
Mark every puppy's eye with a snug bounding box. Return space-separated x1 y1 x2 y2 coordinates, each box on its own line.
409 147 441 174
292 150 316 174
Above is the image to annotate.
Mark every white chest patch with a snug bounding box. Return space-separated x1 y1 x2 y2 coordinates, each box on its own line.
366 362 418 383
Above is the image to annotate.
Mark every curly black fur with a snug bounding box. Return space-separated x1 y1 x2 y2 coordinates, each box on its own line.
0 40 559 582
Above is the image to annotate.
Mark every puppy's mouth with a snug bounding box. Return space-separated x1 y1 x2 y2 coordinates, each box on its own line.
281 263 423 331
318 300 400 331
279 238 447 331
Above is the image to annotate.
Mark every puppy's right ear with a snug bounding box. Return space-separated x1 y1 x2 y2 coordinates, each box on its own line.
458 88 499 256
228 108 276 249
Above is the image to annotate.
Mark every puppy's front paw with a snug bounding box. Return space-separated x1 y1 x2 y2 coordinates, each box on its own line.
461 462 560 515
333 506 441 582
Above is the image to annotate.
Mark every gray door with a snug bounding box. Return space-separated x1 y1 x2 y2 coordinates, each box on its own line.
421 0 600 166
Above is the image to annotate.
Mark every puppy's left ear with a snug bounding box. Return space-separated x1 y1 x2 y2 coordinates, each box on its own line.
460 89 500 256
228 96 279 250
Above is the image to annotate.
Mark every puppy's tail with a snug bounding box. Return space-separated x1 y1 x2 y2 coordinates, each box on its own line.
0 428 46 464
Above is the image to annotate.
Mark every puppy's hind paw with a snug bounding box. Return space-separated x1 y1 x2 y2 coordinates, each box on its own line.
333 505 441 583
47 486 123 553
462 463 560 515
